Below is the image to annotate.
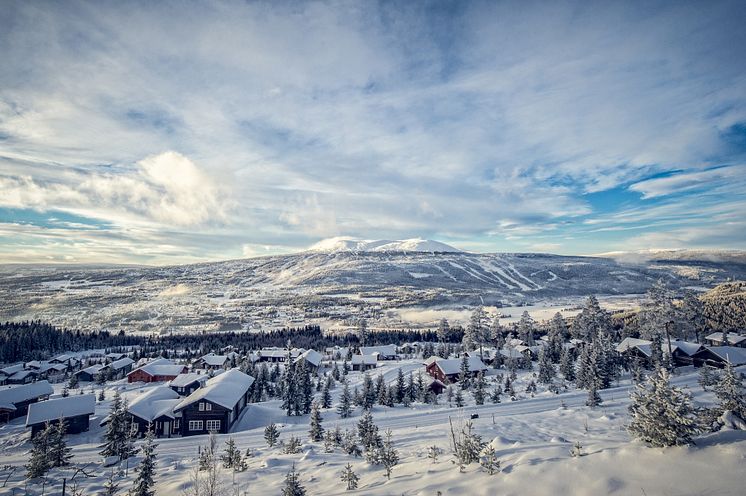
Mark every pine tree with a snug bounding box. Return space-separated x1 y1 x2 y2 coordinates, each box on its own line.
480 445 501 475
98 388 106 401
473 372 486 405
101 391 134 461
281 463 306 496
103 469 120 495
454 388 464 408
283 435 303 454
394 368 406 404
26 423 51 479
627 367 697 447
281 349 297 416
517 311 536 346
357 411 381 452
221 438 241 468
337 382 353 418
698 365 718 390
538 347 556 384
48 418 72 467
559 347 575 382
309 402 325 442
427 444 441 462
379 429 399 480
586 381 602 407
362 374 376 410
130 429 157 496
321 377 332 408
340 463 359 490
714 360 746 420
490 384 502 403
452 420 485 469
297 360 314 415
264 423 280 447
458 354 471 389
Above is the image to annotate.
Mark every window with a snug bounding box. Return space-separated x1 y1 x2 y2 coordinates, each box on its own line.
173 419 180 430
198 402 204 411
206 420 221 431
205 403 212 411
189 420 203 431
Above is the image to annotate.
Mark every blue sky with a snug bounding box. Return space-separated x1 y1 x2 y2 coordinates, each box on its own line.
1 0 745 264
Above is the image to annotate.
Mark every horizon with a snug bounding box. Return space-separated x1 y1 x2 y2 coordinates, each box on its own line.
2 1 746 265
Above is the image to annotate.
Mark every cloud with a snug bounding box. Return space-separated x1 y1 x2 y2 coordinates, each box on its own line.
629 165 746 199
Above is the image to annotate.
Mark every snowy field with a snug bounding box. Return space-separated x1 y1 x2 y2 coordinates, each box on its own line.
1 360 745 495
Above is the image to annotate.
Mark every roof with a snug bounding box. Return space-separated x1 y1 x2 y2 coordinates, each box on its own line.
616 337 652 353
108 357 135 370
705 332 746 345
294 349 323 367
26 394 96 426
668 340 704 356
0 381 54 410
128 386 181 421
200 354 230 367
174 369 255 412
617 338 704 357
77 364 105 376
360 345 398 357
430 356 488 375
0 363 25 376
352 354 378 365
699 346 746 366
169 372 208 388
257 348 303 359
128 358 185 378
8 370 36 381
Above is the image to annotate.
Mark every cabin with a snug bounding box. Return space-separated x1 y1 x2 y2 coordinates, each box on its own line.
105 352 127 362
425 356 488 384
6 369 38 385
106 357 135 379
325 346 350 360
26 394 96 437
255 348 302 363
616 338 704 367
294 349 323 371
196 354 231 371
691 346 746 368
426 377 447 395
169 373 209 396
127 358 187 383
0 381 54 423
76 363 106 382
360 345 398 361
0 364 25 382
174 369 254 436
351 354 377 372
125 386 183 438
30 362 69 382
705 332 746 348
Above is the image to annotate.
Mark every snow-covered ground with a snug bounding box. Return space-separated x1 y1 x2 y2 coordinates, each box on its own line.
1 361 745 495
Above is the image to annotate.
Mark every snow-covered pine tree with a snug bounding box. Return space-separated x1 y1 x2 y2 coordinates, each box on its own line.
26 422 51 479
264 423 280 447
357 411 381 452
101 391 124 459
490 384 502 403
221 438 241 468
358 318 368 347
394 368 406 404
103 469 120 495
698 364 718 390
130 429 157 496
480 445 501 475
48 418 72 468
337 382 353 418
296 360 314 415
283 435 303 454
714 360 746 420
361 374 376 410
437 318 450 343
281 463 306 496
548 312 568 361
473 372 486 405
538 346 556 384
559 347 575 382
576 345 591 389
281 349 296 416
454 388 464 408
517 311 536 346
340 463 359 490
458 354 471 389
379 429 399 479
427 445 441 462
309 402 325 442
586 381 602 407
451 419 485 469
627 367 697 447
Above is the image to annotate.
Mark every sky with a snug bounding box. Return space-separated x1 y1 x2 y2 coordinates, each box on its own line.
1 0 745 265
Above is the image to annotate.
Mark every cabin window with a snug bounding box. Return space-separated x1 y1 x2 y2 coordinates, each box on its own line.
189 420 203 431
205 402 212 411
199 403 204 411
173 419 180 429
206 420 220 431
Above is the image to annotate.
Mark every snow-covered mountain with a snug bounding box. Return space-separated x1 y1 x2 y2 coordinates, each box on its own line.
307 237 462 253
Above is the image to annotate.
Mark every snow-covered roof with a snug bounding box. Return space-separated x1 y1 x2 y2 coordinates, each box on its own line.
77 364 105 376
294 349 322 367
26 394 95 426
8 370 36 381
257 348 302 359
169 372 208 388
616 337 652 353
352 354 378 365
669 340 704 356
174 369 255 411
129 358 185 378
109 357 135 370
360 345 398 357
200 354 230 367
430 356 488 375
705 332 746 345
106 352 126 359
128 386 181 421
0 363 25 376
702 346 746 366
0 381 54 411
617 338 703 357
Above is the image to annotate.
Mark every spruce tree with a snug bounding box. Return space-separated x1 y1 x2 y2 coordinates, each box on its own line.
337 382 353 418
458 354 471 389
264 423 280 447
340 463 359 490
559 347 575 382
454 388 464 408
48 418 72 467
473 372 486 405
538 347 556 384
357 411 381 452
394 368 406 404
715 360 746 420
481 445 501 475
379 429 399 480
221 438 241 468
130 429 157 496
321 378 332 409
309 402 325 442
627 367 697 447
490 384 502 403
26 423 51 479
281 463 306 496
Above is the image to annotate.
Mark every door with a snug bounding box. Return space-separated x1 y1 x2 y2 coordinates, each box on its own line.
163 422 170 437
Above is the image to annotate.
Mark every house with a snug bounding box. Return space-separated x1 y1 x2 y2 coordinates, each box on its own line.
360 345 398 360
325 346 350 360
174 369 254 436
34 362 68 382
169 373 209 396
6 369 38 385
0 381 54 423
426 377 447 395
76 363 106 382
705 332 746 348
127 358 187 383
105 357 135 379
616 338 704 366
125 386 183 438
351 354 377 372
294 349 323 371
692 346 746 368
26 394 96 437
255 348 302 363
105 352 126 362
425 356 488 384
196 353 231 371
0 363 25 383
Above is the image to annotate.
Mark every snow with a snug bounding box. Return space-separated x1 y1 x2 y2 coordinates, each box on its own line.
200 353 229 367
174 369 254 411
0 363 25 376
294 349 323 367
169 373 208 388
128 386 181 421
351 354 378 366
705 332 746 345
26 394 96 426
129 358 186 378
704 347 746 366
360 345 398 357
431 356 488 375
616 337 652 353
108 357 135 370
0 381 53 410
308 237 462 253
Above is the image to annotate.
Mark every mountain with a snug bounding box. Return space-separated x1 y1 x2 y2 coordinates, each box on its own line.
307 237 462 253
1 249 745 333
